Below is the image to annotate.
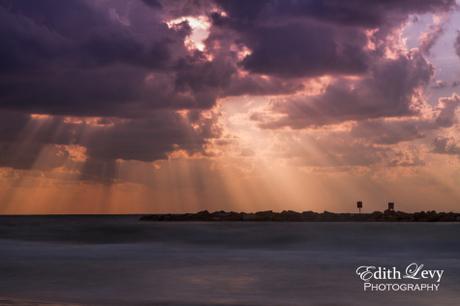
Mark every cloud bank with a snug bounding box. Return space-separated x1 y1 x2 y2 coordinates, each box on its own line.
0 0 459 180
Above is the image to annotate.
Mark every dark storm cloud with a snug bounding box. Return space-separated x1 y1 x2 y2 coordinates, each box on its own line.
0 0 301 117
0 0 458 177
455 30 460 58
0 111 71 169
0 110 219 175
350 119 429 145
1 0 454 113
211 10 371 78
0 0 302 176
0 0 175 73
212 0 457 169
212 0 455 78
0 0 178 68
255 52 433 128
0 0 202 116
85 111 218 162
224 75 303 97
240 21 370 78
433 136 460 156
216 0 455 27
350 94 460 145
142 0 162 9
157 0 213 17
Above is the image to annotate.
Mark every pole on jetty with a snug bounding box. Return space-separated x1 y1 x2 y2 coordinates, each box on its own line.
388 202 395 211
357 201 363 214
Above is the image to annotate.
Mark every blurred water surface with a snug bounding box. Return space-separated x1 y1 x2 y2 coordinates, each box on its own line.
0 216 458 305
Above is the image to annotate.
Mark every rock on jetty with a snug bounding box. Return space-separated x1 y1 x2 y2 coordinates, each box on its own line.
139 210 460 222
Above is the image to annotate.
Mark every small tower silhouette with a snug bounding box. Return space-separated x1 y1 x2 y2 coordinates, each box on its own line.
387 202 395 212
356 201 363 213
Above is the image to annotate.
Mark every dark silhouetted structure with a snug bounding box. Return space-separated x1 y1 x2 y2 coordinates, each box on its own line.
140 209 460 222
357 201 363 213
388 202 395 211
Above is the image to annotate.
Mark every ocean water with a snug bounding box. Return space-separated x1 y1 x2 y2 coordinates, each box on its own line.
0 216 459 306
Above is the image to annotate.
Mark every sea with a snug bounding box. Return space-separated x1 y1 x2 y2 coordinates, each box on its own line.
0 216 458 305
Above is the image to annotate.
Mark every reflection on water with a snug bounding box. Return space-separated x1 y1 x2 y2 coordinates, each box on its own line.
0 216 459 305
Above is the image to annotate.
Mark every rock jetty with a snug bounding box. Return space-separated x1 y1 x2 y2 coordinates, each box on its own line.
139 210 460 222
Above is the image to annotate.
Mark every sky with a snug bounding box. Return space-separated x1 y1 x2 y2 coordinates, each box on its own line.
1 0 460 214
